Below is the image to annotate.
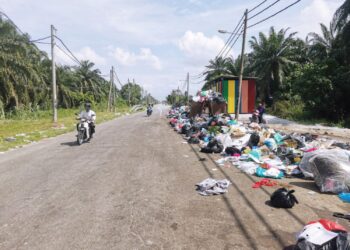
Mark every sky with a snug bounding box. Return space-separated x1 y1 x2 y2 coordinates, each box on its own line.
0 0 344 100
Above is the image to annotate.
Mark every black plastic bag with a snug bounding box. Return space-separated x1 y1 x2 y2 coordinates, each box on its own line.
225 146 241 155
270 188 298 208
248 133 260 148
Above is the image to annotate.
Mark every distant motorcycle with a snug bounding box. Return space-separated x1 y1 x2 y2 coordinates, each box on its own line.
76 115 95 145
147 108 153 117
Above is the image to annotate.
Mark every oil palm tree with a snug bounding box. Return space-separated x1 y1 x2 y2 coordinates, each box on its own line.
249 27 297 101
333 0 350 32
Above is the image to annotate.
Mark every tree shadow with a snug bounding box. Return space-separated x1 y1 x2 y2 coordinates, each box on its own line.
60 141 79 147
288 181 324 194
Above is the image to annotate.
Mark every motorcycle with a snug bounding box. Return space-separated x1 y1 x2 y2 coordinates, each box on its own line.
147 108 152 117
76 115 95 145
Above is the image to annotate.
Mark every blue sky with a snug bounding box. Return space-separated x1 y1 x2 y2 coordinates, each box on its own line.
0 0 344 100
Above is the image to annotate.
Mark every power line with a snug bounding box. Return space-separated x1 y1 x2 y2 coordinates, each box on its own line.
55 43 81 65
33 41 51 45
248 0 269 13
248 0 281 20
217 14 244 58
30 36 51 43
248 0 301 28
218 21 244 58
0 10 52 49
223 28 243 58
54 35 81 65
0 10 25 35
113 71 124 88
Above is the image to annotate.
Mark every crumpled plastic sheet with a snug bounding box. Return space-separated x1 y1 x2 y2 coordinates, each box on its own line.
310 150 350 193
300 148 350 179
195 178 231 196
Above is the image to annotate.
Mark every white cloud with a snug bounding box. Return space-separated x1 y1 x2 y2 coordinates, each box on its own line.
297 0 340 37
110 47 162 70
75 46 106 66
178 31 225 60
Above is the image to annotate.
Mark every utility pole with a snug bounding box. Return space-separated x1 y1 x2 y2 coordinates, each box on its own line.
235 9 248 120
107 67 113 112
128 78 131 106
113 71 116 112
51 25 57 123
186 72 190 104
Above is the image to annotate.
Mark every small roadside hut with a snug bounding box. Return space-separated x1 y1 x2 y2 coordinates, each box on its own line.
205 76 257 114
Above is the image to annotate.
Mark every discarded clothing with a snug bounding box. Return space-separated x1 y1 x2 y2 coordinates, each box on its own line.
252 178 278 188
195 178 231 196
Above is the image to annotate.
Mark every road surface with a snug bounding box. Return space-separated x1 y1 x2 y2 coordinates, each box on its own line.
0 105 348 250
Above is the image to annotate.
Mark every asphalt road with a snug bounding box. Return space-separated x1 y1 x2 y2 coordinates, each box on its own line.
0 105 349 250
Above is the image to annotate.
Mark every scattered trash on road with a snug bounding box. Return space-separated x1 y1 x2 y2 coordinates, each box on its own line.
195 178 231 196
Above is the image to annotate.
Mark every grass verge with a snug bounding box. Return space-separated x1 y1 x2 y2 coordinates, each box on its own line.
0 107 131 152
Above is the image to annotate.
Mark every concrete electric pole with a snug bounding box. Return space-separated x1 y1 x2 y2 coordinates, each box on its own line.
235 9 248 120
107 67 113 112
187 72 190 104
51 25 57 123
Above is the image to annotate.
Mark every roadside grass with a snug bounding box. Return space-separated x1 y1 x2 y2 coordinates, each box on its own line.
0 107 131 152
268 100 349 128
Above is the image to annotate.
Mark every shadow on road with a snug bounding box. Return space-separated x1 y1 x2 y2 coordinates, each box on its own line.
184 137 305 249
60 141 79 147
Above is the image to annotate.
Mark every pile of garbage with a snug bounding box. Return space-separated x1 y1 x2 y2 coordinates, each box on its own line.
167 106 350 194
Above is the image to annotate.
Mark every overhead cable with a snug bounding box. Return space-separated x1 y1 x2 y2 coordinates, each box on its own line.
56 44 81 65
248 0 301 28
30 36 51 43
223 28 243 58
248 0 269 13
54 35 81 65
217 13 245 58
219 21 244 58
0 10 25 35
248 0 281 20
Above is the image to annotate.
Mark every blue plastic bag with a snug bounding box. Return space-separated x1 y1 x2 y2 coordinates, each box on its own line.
339 193 350 203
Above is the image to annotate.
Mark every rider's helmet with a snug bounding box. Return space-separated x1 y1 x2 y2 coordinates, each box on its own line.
85 102 91 110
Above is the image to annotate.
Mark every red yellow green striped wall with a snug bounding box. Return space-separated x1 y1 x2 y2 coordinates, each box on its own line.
217 79 256 114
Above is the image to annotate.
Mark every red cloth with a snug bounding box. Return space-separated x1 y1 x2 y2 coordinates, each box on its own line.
252 178 278 188
307 219 347 233
305 148 318 153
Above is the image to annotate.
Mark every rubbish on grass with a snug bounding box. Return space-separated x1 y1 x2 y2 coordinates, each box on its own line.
195 178 231 196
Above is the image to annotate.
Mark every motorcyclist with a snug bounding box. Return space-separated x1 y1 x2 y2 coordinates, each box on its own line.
78 102 96 138
147 104 153 115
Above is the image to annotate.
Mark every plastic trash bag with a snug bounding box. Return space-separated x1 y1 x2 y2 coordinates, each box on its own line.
237 162 258 175
295 220 349 250
264 138 277 151
270 188 298 208
248 133 260 148
310 151 350 193
299 149 350 179
256 167 284 179
339 193 350 203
